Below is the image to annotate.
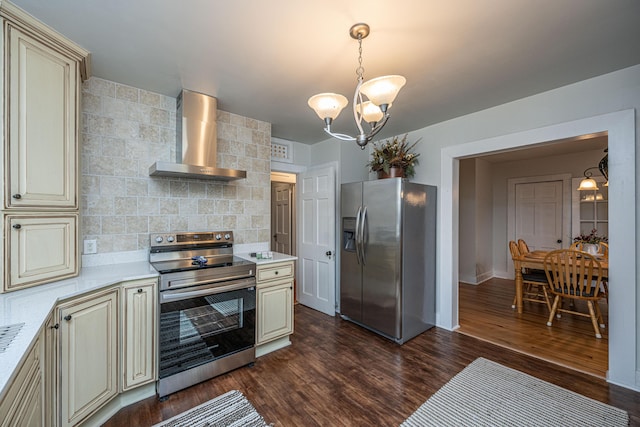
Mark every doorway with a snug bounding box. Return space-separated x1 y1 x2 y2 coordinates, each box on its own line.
439 110 637 388
271 172 297 301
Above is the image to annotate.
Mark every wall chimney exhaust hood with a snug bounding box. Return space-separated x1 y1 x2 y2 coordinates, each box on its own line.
149 90 247 180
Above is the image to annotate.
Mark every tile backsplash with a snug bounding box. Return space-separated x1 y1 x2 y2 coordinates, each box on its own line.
81 78 271 254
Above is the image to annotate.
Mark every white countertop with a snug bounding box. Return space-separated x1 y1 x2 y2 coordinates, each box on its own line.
0 251 296 396
235 252 297 265
0 261 158 397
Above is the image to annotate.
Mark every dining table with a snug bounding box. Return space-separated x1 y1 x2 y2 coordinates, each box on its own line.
513 250 609 314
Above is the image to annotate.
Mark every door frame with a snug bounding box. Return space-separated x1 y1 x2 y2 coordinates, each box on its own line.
439 109 637 390
506 173 572 273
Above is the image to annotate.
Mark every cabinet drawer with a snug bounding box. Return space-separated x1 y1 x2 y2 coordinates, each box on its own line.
257 261 294 283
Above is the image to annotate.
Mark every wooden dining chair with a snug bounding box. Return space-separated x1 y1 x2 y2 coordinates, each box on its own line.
508 241 551 311
543 249 606 338
569 241 609 301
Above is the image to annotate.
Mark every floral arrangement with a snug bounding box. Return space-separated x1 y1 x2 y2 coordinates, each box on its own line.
367 134 421 178
573 229 608 244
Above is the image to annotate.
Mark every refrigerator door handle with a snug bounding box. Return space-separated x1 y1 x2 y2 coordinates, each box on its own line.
355 206 363 265
360 206 367 265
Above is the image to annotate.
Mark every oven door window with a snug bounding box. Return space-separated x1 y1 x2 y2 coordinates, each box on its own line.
159 287 255 379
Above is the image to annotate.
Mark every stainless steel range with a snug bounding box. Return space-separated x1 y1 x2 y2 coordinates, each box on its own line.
149 231 256 399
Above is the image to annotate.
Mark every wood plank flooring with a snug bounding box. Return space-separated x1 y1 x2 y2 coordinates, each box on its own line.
103 304 639 427
457 278 608 378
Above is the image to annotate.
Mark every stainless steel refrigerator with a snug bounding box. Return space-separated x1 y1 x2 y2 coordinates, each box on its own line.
340 178 436 344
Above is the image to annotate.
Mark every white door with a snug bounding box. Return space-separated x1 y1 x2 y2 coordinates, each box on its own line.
297 166 336 316
515 181 563 250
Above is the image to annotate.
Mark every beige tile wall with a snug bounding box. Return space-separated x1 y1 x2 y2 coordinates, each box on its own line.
81 77 271 254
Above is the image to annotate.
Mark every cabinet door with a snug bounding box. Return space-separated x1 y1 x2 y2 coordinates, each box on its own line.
0 336 43 427
257 279 293 344
59 289 118 427
5 23 78 209
5 214 77 292
121 280 157 391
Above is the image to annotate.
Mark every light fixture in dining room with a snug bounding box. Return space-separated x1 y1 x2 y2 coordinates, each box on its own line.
577 149 608 191
307 23 406 149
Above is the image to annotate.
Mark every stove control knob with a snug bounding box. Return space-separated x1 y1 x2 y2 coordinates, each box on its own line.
215 234 222 240
224 233 231 240
166 236 175 243
155 236 163 243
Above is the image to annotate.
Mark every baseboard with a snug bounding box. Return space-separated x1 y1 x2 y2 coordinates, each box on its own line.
256 336 291 357
460 271 495 285
493 270 512 280
476 271 493 283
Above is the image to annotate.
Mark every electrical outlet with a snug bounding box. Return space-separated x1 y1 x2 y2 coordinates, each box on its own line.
84 239 97 254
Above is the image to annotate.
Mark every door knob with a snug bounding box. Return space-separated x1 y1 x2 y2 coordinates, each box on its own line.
326 250 333 259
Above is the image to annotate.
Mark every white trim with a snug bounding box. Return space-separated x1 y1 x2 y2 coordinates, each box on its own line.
439 109 636 390
270 160 306 174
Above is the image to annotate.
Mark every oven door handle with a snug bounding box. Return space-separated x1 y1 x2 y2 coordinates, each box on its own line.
160 278 256 304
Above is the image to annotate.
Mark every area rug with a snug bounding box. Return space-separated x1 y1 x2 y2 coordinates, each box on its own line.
401 358 628 427
153 390 268 427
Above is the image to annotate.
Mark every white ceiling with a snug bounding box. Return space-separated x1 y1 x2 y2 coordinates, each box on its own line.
11 0 640 145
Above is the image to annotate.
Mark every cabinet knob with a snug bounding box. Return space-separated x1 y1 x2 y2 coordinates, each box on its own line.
275 271 279 275
50 323 59 329
137 288 143 293
12 224 21 230
12 194 22 199
64 315 72 321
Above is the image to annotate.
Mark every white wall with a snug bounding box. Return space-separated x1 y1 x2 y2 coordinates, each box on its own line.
458 159 477 283
491 148 606 276
334 64 639 390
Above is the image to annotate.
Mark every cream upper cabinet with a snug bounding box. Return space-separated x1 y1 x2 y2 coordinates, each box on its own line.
0 334 44 427
121 279 157 392
4 214 77 292
256 260 294 346
58 288 118 427
5 23 78 209
0 0 89 293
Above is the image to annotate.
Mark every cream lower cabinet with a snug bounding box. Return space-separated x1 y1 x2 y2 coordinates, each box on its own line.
4 214 78 293
256 261 294 347
58 288 118 427
0 334 44 427
121 279 157 391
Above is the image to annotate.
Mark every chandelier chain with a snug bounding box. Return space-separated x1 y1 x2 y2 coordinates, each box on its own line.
355 36 364 81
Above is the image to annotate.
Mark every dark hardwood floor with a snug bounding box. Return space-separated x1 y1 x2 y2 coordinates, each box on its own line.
103 304 640 427
458 278 608 378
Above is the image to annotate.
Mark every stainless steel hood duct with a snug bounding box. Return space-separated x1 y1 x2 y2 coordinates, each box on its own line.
149 90 247 180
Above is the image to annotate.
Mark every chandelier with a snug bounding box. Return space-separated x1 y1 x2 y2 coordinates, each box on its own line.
577 149 608 190
307 23 406 149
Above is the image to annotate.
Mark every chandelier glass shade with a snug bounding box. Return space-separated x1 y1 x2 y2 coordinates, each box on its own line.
577 149 608 190
307 23 406 149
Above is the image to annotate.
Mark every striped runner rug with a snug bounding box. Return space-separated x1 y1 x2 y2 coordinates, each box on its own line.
402 358 628 426
153 390 268 427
